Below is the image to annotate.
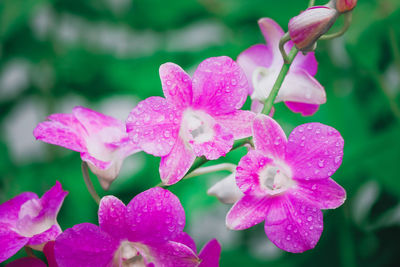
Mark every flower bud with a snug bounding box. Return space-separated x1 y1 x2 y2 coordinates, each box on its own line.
335 0 357 13
288 6 339 52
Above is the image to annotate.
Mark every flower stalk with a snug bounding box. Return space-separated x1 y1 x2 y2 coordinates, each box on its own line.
81 162 101 205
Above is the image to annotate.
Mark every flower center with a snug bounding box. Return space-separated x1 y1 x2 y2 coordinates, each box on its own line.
86 127 124 162
181 109 214 144
114 241 146 267
251 67 279 102
259 164 295 195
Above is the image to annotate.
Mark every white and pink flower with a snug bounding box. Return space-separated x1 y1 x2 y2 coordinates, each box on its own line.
33 106 140 190
237 18 326 116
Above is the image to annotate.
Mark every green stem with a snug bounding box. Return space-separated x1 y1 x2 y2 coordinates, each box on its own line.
81 162 101 205
25 247 36 258
262 47 299 115
183 163 236 180
320 12 352 40
388 27 400 77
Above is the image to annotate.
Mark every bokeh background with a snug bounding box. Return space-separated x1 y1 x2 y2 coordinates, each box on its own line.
1 0 400 266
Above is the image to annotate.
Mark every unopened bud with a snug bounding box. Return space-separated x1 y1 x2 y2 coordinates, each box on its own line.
335 0 357 13
288 6 338 52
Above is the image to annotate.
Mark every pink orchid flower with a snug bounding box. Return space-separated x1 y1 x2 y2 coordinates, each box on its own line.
0 182 67 263
237 18 326 116
33 106 140 190
126 56 255 185
54 188 221 267
226 115 346 253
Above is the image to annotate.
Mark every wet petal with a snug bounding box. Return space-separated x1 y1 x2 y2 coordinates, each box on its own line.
253 115 287 160
192 56 249 115
43 241 57 267
0 223 28 263
190 123 234 160
126 188 185 244
159 137 196 186
160 63 193 108
213 110 256 139
33 120 86 153
72 106 124 135
291 51 318 76
54 223 118 267
173 232 197 253
226 194 270 230
236 150 273 195
198 239 221 267
99 196 127 240
27 225 62 248
264 195 323 253
0 192 38 226
126 97 180 156
296 178 346 209
139 241 199 267
286 123 344 180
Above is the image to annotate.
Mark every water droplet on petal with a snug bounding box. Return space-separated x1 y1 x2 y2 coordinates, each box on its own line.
307 216 313 222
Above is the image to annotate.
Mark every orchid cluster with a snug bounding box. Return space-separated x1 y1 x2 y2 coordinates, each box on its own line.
1 0 356 266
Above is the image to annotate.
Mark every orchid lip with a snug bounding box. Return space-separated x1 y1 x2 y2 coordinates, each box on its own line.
258 162 295 195
181 108 214 144
114 240 146 267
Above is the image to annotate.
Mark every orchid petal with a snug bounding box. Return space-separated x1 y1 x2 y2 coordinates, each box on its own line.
258 18 286 66
296 178 346 209
33 120 86 153
253 115 287 160
159 137 196 186
237 44 273 94
277 70 326 105
226 194 270 230
0 192 37 226
284 102 320 116
54 223 118 267
0 223 28 263
264 195 323 253
99 196 127 240
160 63 193 108
213 110 256 139
190 123 234 160
236 150 274 195
139 241 199 267
72 106 124 135
192 56 249 115
286 123 344 180
198 239 221 267
126 188 185 244
126 97 180 156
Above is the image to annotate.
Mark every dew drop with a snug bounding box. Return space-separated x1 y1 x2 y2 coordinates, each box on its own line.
307 216 313 222
311 184 317 190
318 159 324 168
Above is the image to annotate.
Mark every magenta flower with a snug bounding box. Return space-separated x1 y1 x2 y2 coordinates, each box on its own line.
237 18 326 116
126 56 255 185
226 115 346 253
54 188 221 266
0 182 68 263
34 106 140 190
334 0 357 13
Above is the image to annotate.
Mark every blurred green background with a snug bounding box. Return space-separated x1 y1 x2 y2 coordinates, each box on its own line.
1 0 400 266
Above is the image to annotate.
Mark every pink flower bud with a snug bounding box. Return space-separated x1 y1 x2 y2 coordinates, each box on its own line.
288 6 339 52
335 0 357 13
